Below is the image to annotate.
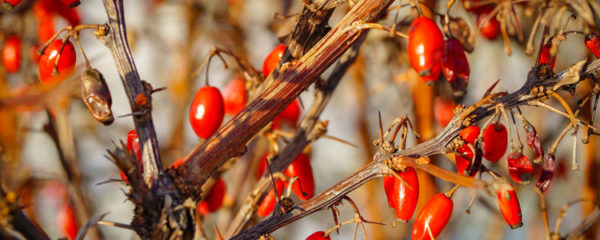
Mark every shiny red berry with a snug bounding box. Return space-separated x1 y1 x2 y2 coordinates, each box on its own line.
257 180 287 217
434 96 455 127
585 32 600 58
482 123 507 162
477 7 500 40
1 36 21 74
408 17 444 83
306 231 330 240
442 38 470 96
383 175 397 208
393 167 419 221
507 152 534 184
197 178 227 215
284 153 315 200
189 86 225 139
412 193 453 240
121 130 143 182
538 42 556 69
262 44 286 77
223 77 248 115
273 98 301 128
455 144 475 176
496 183 523 229
39 39 76 84
57 204 78 240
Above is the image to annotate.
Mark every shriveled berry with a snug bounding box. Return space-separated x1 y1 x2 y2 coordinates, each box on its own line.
442 38 470 96
189 86 225 139
412 193 453 240
497 183 523 229
507 152 534 184
482 123 508 162
408 17 445 83
524 123 543 163
536 153 555 192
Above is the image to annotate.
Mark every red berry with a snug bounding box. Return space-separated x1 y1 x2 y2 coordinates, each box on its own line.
257 180 287 217
383 175 397 208
482 123 508 162
171 158 184 169
442 38 470 96
55 1 80 26
585 33 600 58
477 7 500 40
3 0 21 9
189 86 225 139
121 130 143 182
306 231 330 240
197 178 227 215
412 193 453 240
455 144 475 176
60 0 80 8
538 42 556 69
434 97 455 127
284 153 315 200
496 183 523 229
37 18 55 43
408 17 445 83
30 44 41 63
57 204 78 240
38 39 76 84
1 36 21 74
273 98 301 128
223 77 248 115
459 126 480 144
393 167 419 221
507 152 534 184
262 44 286 77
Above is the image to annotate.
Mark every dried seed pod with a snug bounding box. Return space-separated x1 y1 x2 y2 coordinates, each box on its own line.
524 123 543 163
536 153 555 192
507 152 534 184
81 68 114 125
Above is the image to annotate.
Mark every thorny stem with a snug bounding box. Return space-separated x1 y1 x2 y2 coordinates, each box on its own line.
100 0 163 186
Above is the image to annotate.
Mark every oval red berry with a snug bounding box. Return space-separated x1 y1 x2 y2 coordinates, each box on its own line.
284 153 315 200
497 183 523 229
408 17 444 83
1 36 21 73
189 86 225 139
482 123 508 162
197 178 227 215
262 44 286 77
412 193 453 240
223 77 248 115
39 39 76 84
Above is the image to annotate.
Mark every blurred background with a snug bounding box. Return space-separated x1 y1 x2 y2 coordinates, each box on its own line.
1 0 599 239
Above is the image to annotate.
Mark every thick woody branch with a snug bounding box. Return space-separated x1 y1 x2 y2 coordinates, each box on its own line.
224 34 367 238
182 0 395 198
100 0 163 185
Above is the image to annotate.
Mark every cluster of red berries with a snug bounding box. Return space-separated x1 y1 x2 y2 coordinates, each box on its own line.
255 153 315 217
407 17 470 96
188 43 300 139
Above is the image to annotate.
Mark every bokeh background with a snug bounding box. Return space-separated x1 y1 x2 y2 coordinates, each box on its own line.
4 0 600 239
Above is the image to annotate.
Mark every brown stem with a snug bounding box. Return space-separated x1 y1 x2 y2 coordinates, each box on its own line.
181 0 395 198
99 0 163 186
